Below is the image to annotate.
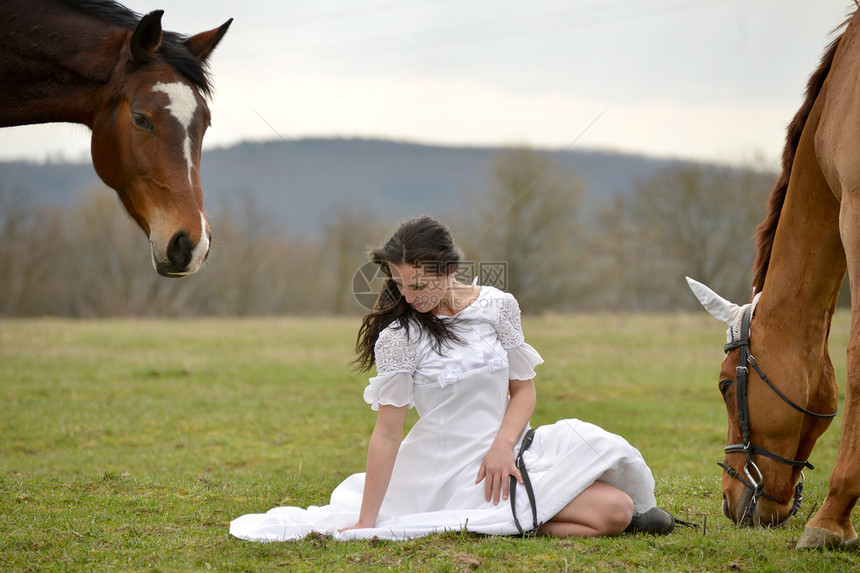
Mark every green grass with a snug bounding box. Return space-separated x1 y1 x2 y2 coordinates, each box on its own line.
1 313 858 571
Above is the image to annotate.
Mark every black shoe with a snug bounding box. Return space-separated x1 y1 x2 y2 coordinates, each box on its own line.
623 507 675 535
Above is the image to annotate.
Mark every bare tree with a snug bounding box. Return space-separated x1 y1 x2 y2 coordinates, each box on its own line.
591 162 773 310
321 205 387 315
199 195 328 316
463 147 585 312
61 189 174 316
0 189 64 316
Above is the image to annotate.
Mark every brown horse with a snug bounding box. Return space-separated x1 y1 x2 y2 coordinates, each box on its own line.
687 9 860 550
0 0 231 277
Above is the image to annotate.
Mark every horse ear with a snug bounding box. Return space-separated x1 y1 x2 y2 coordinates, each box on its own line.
685 276 743 326
130 10 164 63
184 19 233 62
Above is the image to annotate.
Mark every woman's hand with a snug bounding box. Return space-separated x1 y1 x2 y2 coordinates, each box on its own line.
338 520 375 533
475 379 535 505
475 442 523 505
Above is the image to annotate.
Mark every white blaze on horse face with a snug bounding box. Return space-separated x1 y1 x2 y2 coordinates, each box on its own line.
685 276 743 326
153 81 198 186
150 82 208 274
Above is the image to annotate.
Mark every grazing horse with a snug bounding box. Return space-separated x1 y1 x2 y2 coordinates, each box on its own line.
687 9 860 549
0 0 231 277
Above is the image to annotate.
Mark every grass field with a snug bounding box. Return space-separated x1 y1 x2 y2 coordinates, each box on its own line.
1 313 859 571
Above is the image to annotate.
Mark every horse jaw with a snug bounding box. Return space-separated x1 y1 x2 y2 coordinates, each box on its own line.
685 276 744 326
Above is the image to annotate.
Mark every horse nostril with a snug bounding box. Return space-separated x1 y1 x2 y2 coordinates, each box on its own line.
166 230 193 267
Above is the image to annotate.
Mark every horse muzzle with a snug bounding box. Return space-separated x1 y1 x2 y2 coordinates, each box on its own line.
722 479 800 527
150 228 210 277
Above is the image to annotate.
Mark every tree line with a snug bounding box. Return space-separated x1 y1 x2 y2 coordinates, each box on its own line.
0 148 780 317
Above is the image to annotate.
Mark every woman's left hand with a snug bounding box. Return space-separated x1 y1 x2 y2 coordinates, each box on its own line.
475 443 522 505
338 520 374 534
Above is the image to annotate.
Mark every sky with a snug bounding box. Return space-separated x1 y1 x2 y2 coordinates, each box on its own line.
0 0 855 165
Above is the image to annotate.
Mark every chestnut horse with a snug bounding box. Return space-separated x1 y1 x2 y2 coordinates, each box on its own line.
687 9 860 549
0 0 231 277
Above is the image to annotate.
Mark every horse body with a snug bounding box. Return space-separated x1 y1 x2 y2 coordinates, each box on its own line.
803 11 860 549
0 0 231 276
690 9 860 549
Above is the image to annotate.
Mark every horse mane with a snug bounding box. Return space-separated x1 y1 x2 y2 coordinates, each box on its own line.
57 0 214 96
751 16 854 295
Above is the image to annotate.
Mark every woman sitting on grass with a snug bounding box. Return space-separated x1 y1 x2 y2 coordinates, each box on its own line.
230 215 673 541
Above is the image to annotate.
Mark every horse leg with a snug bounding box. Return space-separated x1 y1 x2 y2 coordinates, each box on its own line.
798 192 860 549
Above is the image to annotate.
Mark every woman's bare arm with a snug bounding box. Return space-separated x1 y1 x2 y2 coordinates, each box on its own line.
340 403 408 530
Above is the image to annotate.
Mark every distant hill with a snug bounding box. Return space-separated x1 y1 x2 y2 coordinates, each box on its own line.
0 138 690 236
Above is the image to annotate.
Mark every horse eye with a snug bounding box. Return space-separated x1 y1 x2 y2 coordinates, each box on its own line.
132 112 153 131
718 379 732 397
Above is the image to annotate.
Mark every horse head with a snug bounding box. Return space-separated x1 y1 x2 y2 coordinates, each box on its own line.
90 11 231 277
686 277 836 527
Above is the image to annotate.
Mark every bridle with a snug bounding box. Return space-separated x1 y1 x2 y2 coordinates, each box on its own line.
718 305 837 526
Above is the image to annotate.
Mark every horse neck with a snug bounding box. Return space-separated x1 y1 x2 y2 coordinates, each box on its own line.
0 0 128 127
758 93 846 347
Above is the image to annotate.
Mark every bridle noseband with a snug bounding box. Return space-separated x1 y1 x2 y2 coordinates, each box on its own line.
719 305 837 526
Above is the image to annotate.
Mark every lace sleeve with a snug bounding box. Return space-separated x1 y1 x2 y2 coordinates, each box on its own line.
495 293 525 349
374 326 419 375
365 326 418 411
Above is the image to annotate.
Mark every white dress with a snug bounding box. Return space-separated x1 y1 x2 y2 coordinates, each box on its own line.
230 286 657 541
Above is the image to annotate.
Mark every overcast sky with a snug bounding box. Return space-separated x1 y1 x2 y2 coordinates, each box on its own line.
0 0 854 165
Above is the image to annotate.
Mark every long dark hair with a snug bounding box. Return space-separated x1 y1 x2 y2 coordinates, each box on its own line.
353 215 465 372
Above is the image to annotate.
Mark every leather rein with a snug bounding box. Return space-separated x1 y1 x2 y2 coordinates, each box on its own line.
719 305 837 526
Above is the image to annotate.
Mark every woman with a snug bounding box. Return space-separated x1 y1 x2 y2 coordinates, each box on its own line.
230 215 672 541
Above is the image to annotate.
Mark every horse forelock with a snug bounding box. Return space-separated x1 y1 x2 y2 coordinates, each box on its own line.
55 0 213 96
157 43 213 98
751 13 853 295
